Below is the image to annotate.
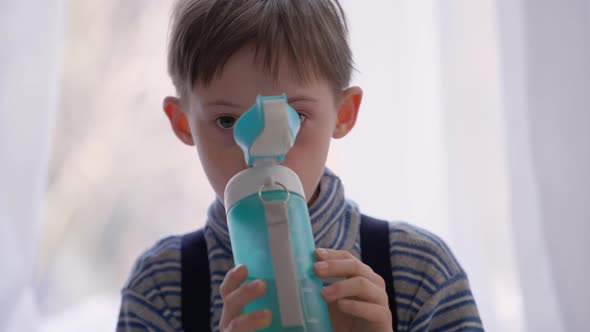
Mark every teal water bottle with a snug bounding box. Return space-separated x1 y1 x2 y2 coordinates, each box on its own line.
224 95 333 332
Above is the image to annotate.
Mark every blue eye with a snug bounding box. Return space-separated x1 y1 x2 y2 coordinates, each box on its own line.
216 115 237 129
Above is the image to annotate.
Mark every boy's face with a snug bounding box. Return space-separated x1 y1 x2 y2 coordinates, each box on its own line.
164 47 362 205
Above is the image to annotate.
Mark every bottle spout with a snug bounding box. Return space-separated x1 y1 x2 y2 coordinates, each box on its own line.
234 94 301 166
252 158 278 168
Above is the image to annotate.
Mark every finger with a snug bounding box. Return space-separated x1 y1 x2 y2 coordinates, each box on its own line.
314 258 385 288
315 249 386 288
315 248 353 261
321 276 388 306
225 309 272 332
220 279 267 328
220 265 248 300
337 299 392 325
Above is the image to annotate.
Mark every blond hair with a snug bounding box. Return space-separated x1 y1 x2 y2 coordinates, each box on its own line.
167 0 353 98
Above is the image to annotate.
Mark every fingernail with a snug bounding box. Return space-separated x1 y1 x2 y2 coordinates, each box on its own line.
316 248 328 258
252 310 268 319
231 264 242 274
322 286 334 295
247 280 262 291
315 261 328 270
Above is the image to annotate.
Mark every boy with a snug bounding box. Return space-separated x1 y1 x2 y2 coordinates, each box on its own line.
117 0 483 331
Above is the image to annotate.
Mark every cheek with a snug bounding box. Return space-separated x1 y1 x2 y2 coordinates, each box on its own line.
284 128 332 200
296 115 334 144
190 120 248 199
197 145 247 201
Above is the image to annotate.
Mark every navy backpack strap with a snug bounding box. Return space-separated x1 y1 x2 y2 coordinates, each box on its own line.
180 219 397 331
181 228 212 332
360 214 398 330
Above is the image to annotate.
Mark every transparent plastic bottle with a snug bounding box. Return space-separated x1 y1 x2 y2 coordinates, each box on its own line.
224 95 333 332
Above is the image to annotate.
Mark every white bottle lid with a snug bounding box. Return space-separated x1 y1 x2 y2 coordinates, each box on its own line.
224 164 305 210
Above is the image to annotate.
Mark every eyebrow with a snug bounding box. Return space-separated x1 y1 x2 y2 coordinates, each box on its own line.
205 100 243 109
205 95 318 109
288 95 318 104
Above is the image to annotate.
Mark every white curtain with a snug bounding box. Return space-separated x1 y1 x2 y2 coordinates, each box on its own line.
337 1 523 330
1 1 588 331
337 0 589 331
0 1 64 331
497 0 590 330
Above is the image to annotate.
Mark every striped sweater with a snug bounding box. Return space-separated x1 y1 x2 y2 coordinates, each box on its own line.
117 170 483 331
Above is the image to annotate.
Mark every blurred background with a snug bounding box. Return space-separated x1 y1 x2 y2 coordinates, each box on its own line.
1 0 589 331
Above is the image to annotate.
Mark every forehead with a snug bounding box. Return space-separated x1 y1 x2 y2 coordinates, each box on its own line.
192 47 334 105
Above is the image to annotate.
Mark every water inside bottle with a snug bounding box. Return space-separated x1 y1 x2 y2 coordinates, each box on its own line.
243 277 332 332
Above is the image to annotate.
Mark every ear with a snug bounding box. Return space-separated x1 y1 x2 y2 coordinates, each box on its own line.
333 86 363 139
163 96 194 146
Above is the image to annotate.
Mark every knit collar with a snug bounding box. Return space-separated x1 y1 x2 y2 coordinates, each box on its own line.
206 169 360 254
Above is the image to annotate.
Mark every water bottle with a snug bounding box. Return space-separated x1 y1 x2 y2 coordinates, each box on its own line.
224 94 333 332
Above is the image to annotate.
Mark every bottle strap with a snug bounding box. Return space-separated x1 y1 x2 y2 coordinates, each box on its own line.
263 199 305 327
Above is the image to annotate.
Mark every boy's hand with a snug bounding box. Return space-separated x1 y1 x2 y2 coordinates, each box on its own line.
314 248 394 332
219 265 272 332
